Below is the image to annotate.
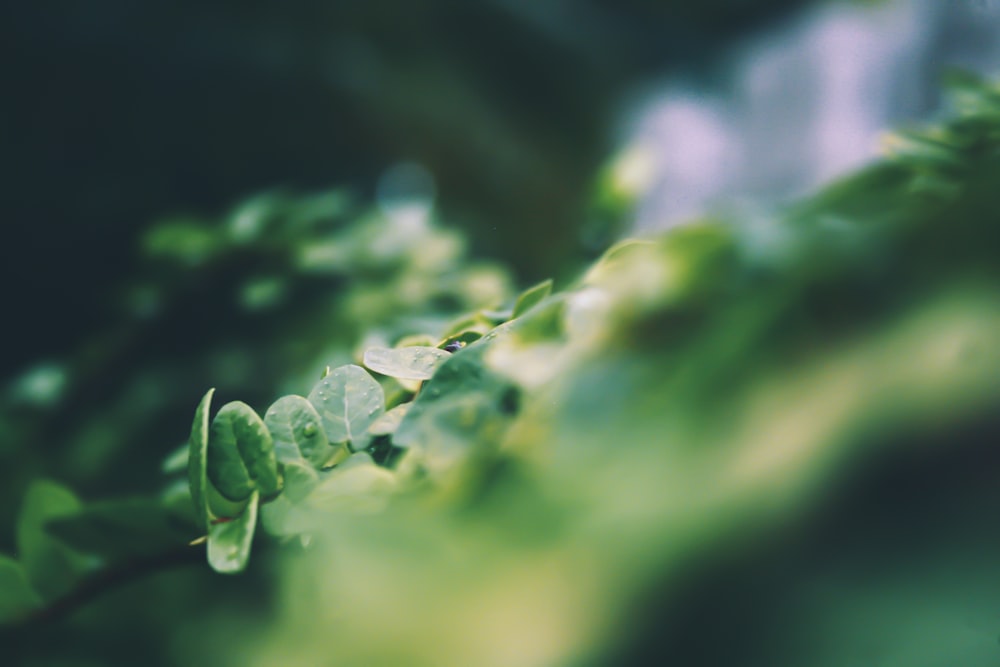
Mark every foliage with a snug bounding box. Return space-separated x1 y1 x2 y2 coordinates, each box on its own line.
3 75 1000 666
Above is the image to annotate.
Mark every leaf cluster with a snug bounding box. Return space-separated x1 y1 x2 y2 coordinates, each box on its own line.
2 75 1000 667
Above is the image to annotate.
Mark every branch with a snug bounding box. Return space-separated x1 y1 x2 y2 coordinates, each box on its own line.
7 545 205 628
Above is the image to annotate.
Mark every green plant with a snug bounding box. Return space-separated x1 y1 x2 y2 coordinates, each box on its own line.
3 75 1000 667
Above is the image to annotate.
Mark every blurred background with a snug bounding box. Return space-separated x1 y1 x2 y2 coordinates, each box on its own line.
3 0 1000 665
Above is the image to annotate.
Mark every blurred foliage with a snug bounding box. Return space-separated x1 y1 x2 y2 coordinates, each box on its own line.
3 72 1000 666
3 0 817 380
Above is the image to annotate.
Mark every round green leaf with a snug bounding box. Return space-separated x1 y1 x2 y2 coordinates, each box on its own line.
308 365 385 447
208 401 280 502
264 395 335 468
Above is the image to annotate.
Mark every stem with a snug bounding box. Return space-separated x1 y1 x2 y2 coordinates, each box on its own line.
8 545 204 628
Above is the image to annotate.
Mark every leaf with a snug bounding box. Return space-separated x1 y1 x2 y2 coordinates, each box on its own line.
259 462 322 538
161 443 189 475
16 480 89 600
511 278 553 318
442 312 497 337
264 395 336 469
207 490 259 574
308 365 384 448
440 330 483 350
394 333 438 348
363 346 451 381
263 454 396 538
280 460 321 503
582 239 657 287
303 453 396 513
367 403 412 437
0 555 41 622
187 388 215 528
208 401 281 502
161 478 199 527
259 494 298 538
206 482 250 520
508 295 567 342
394 344 519 470
45 498 195 561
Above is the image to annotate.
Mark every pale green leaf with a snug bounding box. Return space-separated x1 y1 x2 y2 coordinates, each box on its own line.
304 453 396 513
264 395 336 468
511 278 553 318
394 344 519 470
363 346 451 381
259 461 321 538
394 333 437 348
367 403 412 437
443 312 496 337
281 460 321 503
581 238 657 287
263 454 396 537
308 365 384 447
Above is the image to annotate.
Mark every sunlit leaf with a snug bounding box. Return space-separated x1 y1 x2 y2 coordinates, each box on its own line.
394 344 519 469
581 238 657 286
264 395 335 468
511 278 553 318
394 333 437 348
367 403 412 437
280 460 321 503
308 365 385 448
442 312 497 337
362 346 451 381
303 453 396 513
439 331 483 351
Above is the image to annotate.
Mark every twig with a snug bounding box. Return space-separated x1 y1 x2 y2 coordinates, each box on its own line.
7 545 204 628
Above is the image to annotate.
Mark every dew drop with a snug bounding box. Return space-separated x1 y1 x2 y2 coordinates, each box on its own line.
303 423 317 437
